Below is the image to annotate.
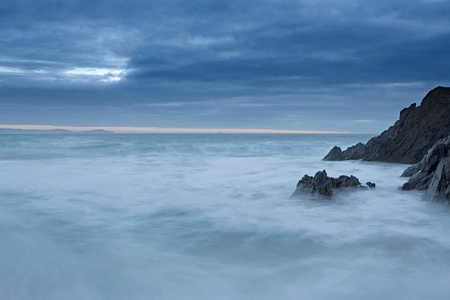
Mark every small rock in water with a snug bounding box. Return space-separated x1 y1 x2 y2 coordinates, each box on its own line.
366 182 376 188
293 170 375 197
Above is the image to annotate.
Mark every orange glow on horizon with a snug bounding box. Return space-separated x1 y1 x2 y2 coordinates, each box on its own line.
0 125 351 134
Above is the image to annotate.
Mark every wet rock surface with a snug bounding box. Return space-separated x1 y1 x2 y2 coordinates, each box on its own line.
366 182 376 188
324 86 450 164
402 135 450 201
293 170 375 197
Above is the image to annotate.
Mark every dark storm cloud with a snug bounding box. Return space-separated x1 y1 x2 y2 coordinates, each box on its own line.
0 0 449 132
128 1 450 87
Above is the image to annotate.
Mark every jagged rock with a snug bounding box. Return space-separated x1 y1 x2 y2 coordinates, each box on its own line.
343 143 367 160
426 158 450 201
402 171 433 190
323 144 366 160
401 163 422 177
402 135 450 201
323 146 345 160
324 86 450 164
293 170 374 197
366 182 376 188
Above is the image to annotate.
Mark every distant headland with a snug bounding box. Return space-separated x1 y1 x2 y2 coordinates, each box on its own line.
0 128 114 134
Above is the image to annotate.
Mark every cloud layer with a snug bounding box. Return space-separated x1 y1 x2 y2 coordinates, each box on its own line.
1 0 449 132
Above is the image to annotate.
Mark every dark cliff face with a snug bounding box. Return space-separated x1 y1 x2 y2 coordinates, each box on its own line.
324 86 450 164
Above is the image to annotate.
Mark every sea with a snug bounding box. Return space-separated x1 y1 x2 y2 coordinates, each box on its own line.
1 133 450 300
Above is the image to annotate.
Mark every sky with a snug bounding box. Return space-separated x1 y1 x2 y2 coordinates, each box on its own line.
0 0 449 133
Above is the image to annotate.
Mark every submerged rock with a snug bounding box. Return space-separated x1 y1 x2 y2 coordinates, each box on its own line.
293 170 374 197
402 135 450 201
323 86 450 164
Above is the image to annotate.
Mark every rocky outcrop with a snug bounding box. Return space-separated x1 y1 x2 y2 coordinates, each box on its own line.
323 143 366 161
323 146 345 161
324 86 450 164
402 135 450 201
401 163 422 177
293 170 375 197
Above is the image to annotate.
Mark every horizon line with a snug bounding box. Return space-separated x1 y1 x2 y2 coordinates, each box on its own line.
0 124 353 134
